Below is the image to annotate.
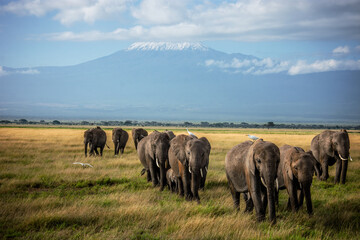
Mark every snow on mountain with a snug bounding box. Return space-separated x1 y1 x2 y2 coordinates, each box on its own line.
127 42 209 51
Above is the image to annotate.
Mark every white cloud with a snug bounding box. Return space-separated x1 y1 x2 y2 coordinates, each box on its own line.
2 0 130 25
356 45 360 51
0 66 8 77
332 46 350 55
205 57 290 75
2 0 360 41
206 57 360 75
131 0 187 25
288 59 360 75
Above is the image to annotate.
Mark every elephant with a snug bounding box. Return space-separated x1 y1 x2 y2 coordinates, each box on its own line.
225 139 280 223
276 145 315 215
84 127 108 157
132 128 148 150
164 130 176 140
112 128 129 156
311 129 351 184
166 168 177 192
137 131 170 191
168 134 211 203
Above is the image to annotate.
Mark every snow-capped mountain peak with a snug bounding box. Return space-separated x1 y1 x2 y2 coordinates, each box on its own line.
127 42 209 51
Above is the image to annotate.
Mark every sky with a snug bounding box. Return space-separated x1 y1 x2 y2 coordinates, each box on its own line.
0 0 360 70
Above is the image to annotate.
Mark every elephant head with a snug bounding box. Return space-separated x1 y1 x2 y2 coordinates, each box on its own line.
185 137 211 202
132 128 148 150
84 129 93 157
247 139 280 223
326 129 350 161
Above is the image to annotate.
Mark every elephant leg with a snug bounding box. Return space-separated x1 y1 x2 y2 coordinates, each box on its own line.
340 160 348 184
275 189 279 207
183 170 192 201
261 188 268 213
244 192 254 213
149 160 159 187
146 170 152 182
100 146 104 156
227 174 240 210
320 156 329 181
249 180 265 221
94 147 100 156
287 183 299 212
121 147 125 155
334 159 342 184
286 198 291 211
177 176 184 197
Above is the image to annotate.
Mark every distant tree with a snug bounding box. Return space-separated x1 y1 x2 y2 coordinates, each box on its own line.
124 120 132 126
52 120 61 125
200 122 210 127
184 122 193 127
266 122 275 128
40 120 45 123
19 119 28 124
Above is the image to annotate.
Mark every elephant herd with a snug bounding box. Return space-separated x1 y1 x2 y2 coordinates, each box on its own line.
83 127 352 224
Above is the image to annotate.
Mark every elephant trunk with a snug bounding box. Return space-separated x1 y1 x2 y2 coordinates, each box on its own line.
341 159 348 184
302 181 313 215
265 176 276 224
191 170 201 203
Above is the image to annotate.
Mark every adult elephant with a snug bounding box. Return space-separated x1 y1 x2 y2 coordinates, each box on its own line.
84 127 108 157
225 139 280 223
137 131 170 191
112 128 129 156
164 130 176 140
276 145 315 215
168 134 211 203
311 129 351 184
132 128 148 150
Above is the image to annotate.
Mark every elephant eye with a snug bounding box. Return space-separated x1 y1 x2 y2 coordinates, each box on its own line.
294 166 298 170
187 152 190 155
256 158 261 163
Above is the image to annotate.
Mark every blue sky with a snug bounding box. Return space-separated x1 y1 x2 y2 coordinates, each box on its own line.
0 0 360 72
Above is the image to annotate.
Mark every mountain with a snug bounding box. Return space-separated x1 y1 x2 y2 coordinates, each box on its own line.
0 42 359 123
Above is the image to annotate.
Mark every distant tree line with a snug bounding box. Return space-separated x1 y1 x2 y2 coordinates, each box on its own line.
1 119 359 130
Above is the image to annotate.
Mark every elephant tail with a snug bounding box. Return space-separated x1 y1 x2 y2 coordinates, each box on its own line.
106 143 110 149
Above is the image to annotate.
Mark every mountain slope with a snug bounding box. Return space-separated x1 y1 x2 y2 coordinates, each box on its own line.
0 42 359 123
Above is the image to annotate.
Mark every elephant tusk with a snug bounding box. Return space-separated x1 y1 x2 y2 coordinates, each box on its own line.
275 178 279 191
200 168 203 178
338 153 348 161
188 165 192 174
299 183 303 189
156 158 160 168
261 177 267 188
349 155 353 162
205 166 208 172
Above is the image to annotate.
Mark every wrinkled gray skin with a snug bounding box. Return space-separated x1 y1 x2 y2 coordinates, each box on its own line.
112 128 129 156
84 127 107 157
164 130 176 140
276 145 315 215
137 131 170 191
168 134 211 203
225 139 280 223
132 128 148 150
311 130 350 184
166 168 177 192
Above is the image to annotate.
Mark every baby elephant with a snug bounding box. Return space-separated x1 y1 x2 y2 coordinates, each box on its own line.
276 145 315 215
166 169 177 192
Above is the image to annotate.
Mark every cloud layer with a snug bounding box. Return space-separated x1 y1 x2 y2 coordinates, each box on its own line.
2 0 360 41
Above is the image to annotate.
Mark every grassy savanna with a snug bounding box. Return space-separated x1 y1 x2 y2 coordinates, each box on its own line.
0 127 359 239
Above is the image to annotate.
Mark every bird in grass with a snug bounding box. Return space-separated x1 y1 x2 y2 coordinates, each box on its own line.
186 128 198 138
73 162 93 168
246 134 259 141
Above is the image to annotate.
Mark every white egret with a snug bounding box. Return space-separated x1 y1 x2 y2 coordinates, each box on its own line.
186 128 197 138
73 162 93 168
247 134 259 141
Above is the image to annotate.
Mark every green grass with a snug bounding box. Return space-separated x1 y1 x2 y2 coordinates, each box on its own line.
0 127 359 239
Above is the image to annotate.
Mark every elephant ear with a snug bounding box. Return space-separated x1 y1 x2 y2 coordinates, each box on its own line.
171 135 191 163
247 140 262 176
285 161 294 180
324 133 334 157
199 137 211 155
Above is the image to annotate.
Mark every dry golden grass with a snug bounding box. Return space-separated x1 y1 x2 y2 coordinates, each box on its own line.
0 127 359 239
